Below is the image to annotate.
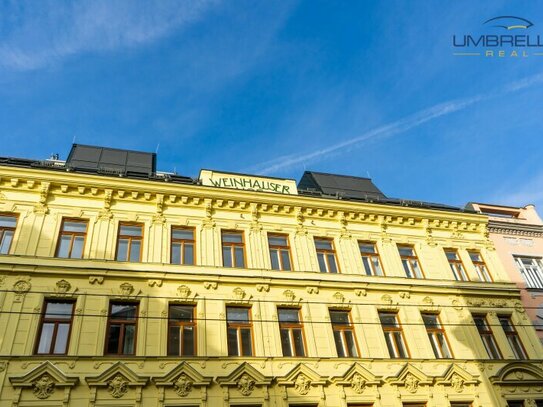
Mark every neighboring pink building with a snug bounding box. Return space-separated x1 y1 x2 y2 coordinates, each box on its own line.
467 202 543 343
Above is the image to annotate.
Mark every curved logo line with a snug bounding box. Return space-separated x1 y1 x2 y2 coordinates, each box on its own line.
483 16 534 30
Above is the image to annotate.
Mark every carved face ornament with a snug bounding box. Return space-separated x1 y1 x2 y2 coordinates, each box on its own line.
351 373 366 394
237 373 256 396
32 373 55 399
174 373 193 397
294 374 311 395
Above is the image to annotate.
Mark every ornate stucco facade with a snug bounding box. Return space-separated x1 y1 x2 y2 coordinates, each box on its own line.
0 155 542 407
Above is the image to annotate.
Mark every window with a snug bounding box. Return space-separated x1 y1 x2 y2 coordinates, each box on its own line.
445 249 469 281
168 305 196 356
226 307 253 356
398 245 423 278
421 313 452 358
56 219 87 259
171 227 195 265
268 234 292 271
330 310 358 357
379 311 409 358
499 315 528 359
514 256 543 289
105 303 138 355
472 314 501 359
468 251 492 282
450 403 472 407
0 214 17 254
222 231 245 268
278 308 305 356
35 301 74 355
116 222 143 262
359 242 383 276
315 237 339 273
402 404 426 407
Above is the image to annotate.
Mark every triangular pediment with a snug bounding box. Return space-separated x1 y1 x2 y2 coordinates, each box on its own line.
85 362 148 387
387 363 433 386
491 362 543 386
276 363 328 386
9 361 78 388
153 361 212 387
435 364 479 386
332 362 382 386
216 362 272 386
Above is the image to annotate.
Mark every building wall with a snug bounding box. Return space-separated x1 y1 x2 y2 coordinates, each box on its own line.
0 165 542 406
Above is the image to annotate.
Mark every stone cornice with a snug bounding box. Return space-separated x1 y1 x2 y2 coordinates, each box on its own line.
489 220 543 237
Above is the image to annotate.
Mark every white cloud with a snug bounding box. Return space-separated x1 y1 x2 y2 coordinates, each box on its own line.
0 0 217 70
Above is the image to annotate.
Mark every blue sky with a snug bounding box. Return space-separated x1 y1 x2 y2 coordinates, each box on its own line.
1 1 542 209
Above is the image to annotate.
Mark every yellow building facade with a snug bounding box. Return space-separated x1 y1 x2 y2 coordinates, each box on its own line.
0 149 542 407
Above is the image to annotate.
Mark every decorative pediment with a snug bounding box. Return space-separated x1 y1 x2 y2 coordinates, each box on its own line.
9 361 78 400
387 363 433 394
490 362 543 386
153 362 212 397
332 363 382 393
435 364 479 393
85 362 148 399
216 362 272 397
276 363 329 395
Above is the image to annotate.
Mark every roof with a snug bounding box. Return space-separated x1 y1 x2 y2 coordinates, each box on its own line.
298 171 386 200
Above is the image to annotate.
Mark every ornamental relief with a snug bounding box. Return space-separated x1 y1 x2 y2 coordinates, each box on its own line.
32 373 55 399
173 373 193 397
404 373 419 394
451 373 465 393
108 374 129 398
351 373 366 394
294 374 311 395
237 373 256 396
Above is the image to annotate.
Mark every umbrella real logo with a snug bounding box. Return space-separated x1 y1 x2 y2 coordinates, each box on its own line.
452 16 543 58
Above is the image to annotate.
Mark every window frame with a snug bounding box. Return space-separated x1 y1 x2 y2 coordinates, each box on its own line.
398 244 424 279
221 230 246 268
498 314 528 359
0 212 18 255
278 307 306 357
34 299 75 355
115 222 144 262
472 313 502 359
268 233 293 271
170 226 196 265
379 311 410 358
315 237 340 273
329 309 359 357
421 312 453 359
167 303 197 356
226 306 254 356
55 218 88 259
468 251 493 282
444 249 469 281
514 256 543 289
105 301 139 356
359 241 384 276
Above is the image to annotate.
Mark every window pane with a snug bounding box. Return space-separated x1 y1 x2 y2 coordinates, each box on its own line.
222 232 243 243
171 243 181 264
330 311 349 324
107 325 121 353
269 236 287 246
129 240 141 262
182 326 195 356
344 330 358 357
293 329 305 356
327 254 338 273
394 332 407 357
281 250 291 271
37 323 54 353
234 247 245 267
437 333 451 358
401 259 411 276
469 251 481 262
317 253 327 272
223 247 232 267
445 250 458 261
241 329 252 356
57 236 72 258
123 325 136 354
315 239 332 250
372 257 383 275
280 329 292 356
0 216 17 228
71 236 84 258
384 333 396 357
168 326 180 355
120 225 142 236
172 229 194 240
111 304 137 320
399 246 414 257
270 249 280 270
116 239 129 261
379 313 397 327
170 305 194 321
227 308 249 322
333 330 345 357
0 230 13 254
227 328 239 356
422 314 438 328
184 243 194 265
62 221 87 233
359 243 376 253
53 323 70 354
45 302 73 319
278 309 299 323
